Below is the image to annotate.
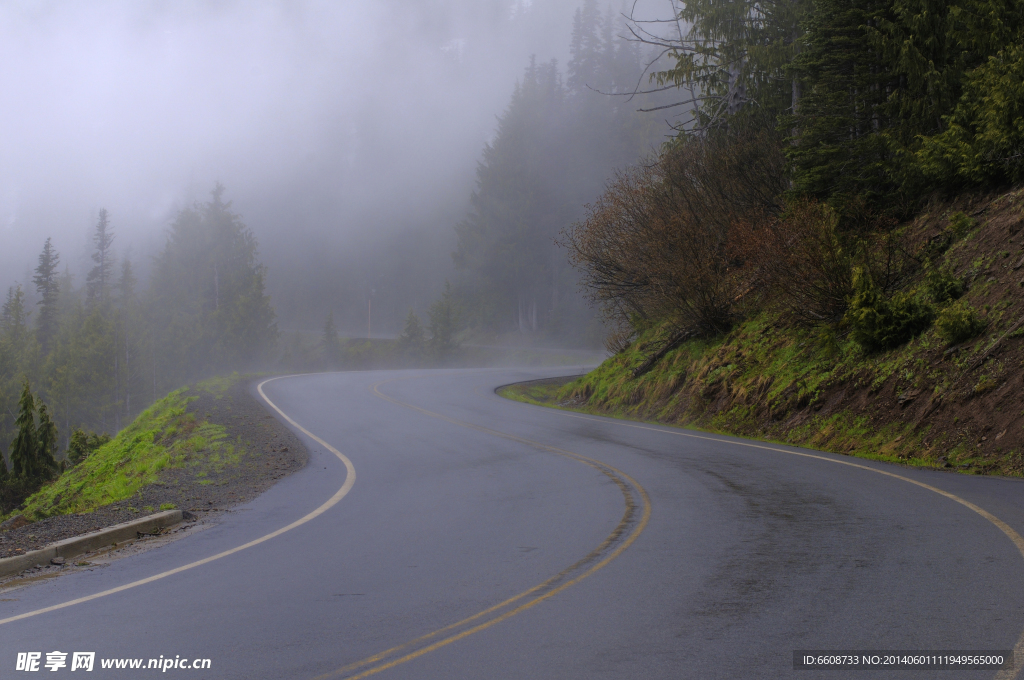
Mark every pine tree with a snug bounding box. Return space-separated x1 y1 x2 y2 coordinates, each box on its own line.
10 382 38 479
36 402 59 477
1 285 29 341
785 0 897 211
398 309 426 348
33 237 61 354
149 183 277 385
567 0 603 95
429 282 460 356
86 209 115 306
453 58 568 332
651 0 811 131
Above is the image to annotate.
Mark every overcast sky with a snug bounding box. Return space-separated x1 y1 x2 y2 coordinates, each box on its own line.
0 0 598 289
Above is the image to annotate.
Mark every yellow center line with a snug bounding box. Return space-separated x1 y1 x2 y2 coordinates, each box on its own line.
312 376 652 680
524 406 1024 679
0 374 357 627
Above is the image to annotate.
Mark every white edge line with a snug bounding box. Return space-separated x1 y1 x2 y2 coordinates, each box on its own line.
0 374 356 627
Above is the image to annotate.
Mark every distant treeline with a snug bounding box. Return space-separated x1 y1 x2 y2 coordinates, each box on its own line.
563 0 1024 349
0 184 276 475
451 0 671 343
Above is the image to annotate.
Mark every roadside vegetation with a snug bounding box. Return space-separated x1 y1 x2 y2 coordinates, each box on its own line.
507 0 1024 475
1 376 245 520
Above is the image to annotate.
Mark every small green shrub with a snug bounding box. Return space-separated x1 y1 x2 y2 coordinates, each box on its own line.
66 429 112 467
935 300 987 344
924 260 965 303
848 268 935 352
948 211 976 237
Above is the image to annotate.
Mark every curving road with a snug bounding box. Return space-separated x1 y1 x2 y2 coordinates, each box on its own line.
2 368 1024 679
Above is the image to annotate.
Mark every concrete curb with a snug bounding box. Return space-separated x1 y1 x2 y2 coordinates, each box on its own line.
0 509 183 579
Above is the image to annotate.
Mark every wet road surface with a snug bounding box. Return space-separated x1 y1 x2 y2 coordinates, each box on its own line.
2 368 1023 679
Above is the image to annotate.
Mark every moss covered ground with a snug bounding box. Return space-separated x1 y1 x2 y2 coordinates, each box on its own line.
502 190 1024 476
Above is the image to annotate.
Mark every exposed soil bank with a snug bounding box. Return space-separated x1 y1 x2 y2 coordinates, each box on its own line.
501 190 1024 477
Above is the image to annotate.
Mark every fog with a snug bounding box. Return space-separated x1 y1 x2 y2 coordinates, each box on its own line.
0 1 587 316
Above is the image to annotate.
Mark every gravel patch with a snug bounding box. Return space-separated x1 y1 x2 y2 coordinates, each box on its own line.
0 377 307 559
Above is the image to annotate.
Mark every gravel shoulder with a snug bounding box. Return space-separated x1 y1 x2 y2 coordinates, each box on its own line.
0 376 307 560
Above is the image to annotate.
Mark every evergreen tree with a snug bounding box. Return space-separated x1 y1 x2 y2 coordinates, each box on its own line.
149 183 277 385
454 58 570 333
86 209 115 306
33 237 61 354
785 0 897 211
117 258 137 303
1 285 29 342
36 402 59 477
650 0 810 131
66 428 110 467
567 0 603 95
10 382 38 479
917 44 1024 185
0 286 34 465
398 309 426 348
428 282 460 356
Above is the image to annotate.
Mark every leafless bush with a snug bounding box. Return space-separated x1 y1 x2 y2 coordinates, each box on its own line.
562 120 786 342
738 200 917 325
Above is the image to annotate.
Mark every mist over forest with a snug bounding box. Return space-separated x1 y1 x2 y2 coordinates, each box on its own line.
1 0 675 478
4 0 1023 512
1 0 668 337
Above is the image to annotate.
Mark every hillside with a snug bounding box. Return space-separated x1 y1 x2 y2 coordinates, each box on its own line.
505 189 1024 475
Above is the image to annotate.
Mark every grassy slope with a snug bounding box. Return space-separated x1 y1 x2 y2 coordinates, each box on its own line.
503 189 1024 476
11 375 244 520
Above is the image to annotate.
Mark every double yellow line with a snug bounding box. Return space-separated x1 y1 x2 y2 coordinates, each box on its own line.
314 378 652 679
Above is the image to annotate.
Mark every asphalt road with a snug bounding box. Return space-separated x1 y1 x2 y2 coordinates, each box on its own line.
2 368 1024 679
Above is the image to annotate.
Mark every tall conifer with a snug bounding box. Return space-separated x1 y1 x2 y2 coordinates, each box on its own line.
36 402 59 477
86 209 115 306
33 237 61 354
10 382 37 479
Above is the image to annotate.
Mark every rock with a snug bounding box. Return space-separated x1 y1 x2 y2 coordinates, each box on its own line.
50 556 65 566
897 389 921 406
281 446 288 452
181 510 196 521
0 515 32 532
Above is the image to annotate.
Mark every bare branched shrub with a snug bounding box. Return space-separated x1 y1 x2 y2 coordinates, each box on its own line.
739 201 853 324
740 200 918 325
562 119 786 343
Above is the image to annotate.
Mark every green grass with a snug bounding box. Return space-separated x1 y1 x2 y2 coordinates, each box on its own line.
9 375 246 521
499 295 1018 475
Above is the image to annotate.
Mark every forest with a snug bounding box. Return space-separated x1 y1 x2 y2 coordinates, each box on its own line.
0 1 659 510
565 0 1024 349
5 0 1024 506
0 186 277 511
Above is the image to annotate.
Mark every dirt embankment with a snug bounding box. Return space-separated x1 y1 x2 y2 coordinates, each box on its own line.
506 188 1024 475
0 378 306 559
